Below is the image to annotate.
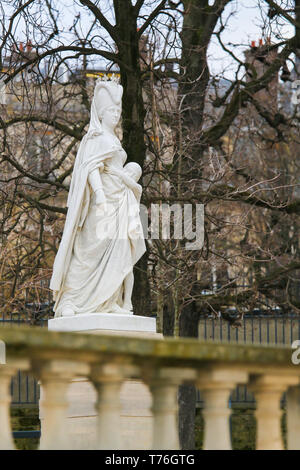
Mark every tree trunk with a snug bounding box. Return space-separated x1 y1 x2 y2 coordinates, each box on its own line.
178 301 200 449
114 0 150 314
132 253 151 316
114 0 146 166
177 0 232 449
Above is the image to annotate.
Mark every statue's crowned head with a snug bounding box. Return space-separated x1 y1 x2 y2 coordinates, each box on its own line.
95 76 123 119
88 75 123 138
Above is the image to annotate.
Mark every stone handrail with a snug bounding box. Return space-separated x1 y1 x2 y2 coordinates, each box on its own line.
0 325 300 450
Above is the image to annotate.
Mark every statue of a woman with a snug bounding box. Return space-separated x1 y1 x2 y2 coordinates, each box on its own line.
50 78 146 317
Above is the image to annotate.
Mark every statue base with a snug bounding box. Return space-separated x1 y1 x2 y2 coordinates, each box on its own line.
48 312 156 337
41 313 161 449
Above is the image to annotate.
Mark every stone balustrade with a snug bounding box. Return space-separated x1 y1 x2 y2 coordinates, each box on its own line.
0 325 300 450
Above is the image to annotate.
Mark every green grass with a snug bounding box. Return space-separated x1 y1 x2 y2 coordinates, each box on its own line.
11 406 40 450
195 408 256 450
231 408 256 450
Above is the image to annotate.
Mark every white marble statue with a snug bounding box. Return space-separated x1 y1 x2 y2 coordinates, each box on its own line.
50 78 146 317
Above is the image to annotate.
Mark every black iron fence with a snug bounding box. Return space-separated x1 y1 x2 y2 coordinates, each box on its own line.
1 307 53 406
0 303 53 327
196 314 300 408
198 314 300 345
11 370 39 407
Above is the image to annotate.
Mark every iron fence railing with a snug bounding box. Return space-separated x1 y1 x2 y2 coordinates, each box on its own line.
198 314 300 345
1 307 53 406
196 314 300 407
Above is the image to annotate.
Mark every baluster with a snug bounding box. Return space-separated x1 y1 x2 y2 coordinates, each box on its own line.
287 385 300 450
197 368 248 450
249 374 298 450
147 367 196 450
0 359 28 450
0 366 17 450
37 360 81 450
91 363 130 450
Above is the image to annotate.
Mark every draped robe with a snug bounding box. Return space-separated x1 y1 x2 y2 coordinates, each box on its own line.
50 131 146 316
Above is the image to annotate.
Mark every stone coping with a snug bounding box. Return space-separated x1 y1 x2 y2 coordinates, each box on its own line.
0 324 298 371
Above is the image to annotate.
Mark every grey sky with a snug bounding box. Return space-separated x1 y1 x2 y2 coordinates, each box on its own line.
207 0 294 78
59 0 296 79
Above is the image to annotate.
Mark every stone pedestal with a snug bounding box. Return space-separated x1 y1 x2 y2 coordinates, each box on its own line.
48 312 156 336
40 313 160 450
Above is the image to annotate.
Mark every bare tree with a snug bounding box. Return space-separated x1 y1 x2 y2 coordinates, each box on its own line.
1 0 300 448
